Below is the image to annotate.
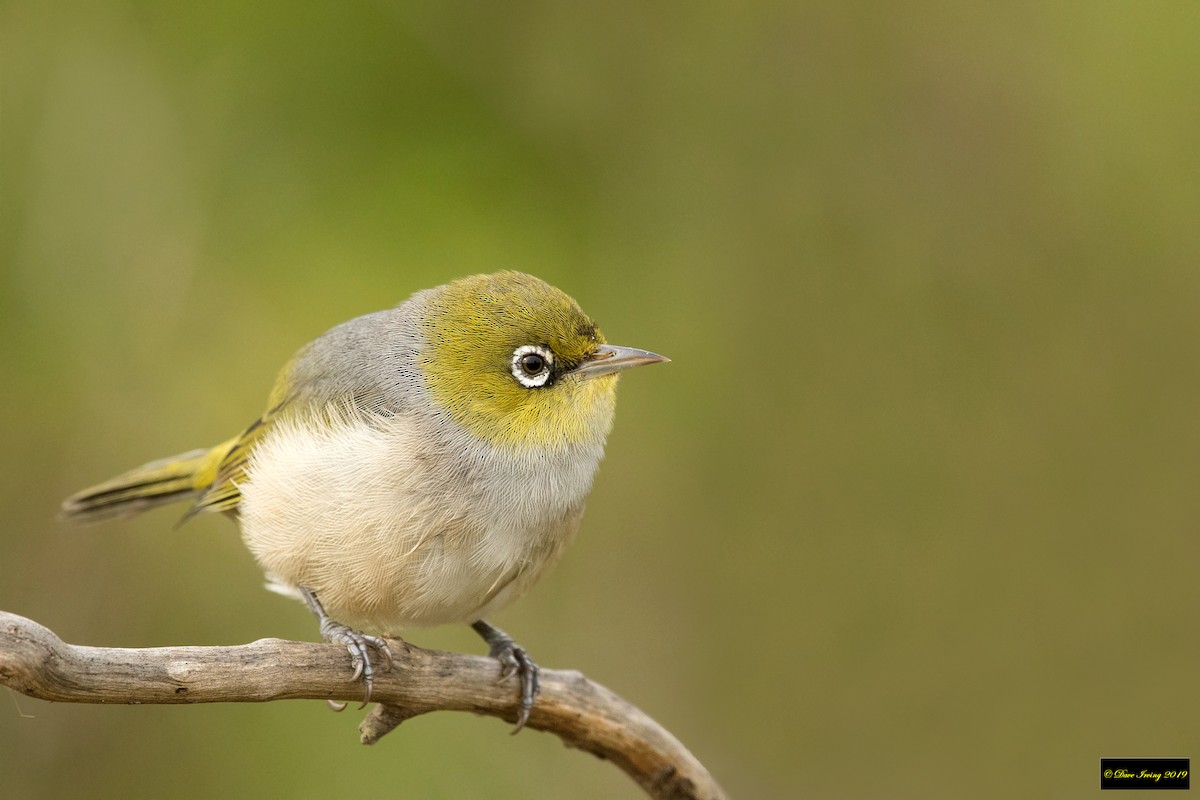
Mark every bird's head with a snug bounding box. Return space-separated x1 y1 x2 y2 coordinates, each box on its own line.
417 271 667 449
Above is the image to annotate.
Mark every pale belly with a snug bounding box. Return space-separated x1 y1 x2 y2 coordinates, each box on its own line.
236 414 597 632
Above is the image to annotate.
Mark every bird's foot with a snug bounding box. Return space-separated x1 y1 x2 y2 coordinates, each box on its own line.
471 620 540 733
301 587 393 708
318 617 393 706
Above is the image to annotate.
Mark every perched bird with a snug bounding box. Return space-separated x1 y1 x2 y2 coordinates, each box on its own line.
61 271 667 729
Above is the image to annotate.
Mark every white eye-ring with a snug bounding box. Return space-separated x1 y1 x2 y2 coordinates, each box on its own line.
511 345 554 388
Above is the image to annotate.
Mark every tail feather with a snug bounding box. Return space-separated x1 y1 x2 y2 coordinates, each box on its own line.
61 448 211 523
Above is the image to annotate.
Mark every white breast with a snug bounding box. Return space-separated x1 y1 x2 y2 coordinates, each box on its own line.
237 411 604 632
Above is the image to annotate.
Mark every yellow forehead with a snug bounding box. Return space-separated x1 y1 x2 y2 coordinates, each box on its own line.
417 272 617 448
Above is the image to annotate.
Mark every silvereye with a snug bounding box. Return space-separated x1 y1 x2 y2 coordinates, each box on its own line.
62 271 667 729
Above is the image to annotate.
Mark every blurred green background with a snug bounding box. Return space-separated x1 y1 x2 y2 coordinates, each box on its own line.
3 2 1199 798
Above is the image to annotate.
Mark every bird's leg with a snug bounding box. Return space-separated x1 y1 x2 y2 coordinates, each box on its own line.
471 619 539 733
300 586 392 708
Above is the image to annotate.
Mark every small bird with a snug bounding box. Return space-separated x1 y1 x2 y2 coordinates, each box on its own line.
61 271 667 730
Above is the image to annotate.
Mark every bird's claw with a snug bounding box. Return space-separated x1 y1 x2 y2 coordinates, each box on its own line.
486 637 539 733
319 618 392 707
471 620 541 733
301 586 392 709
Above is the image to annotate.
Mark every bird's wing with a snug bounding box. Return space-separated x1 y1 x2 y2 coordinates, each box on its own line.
184 308 412 520
183 399 291 519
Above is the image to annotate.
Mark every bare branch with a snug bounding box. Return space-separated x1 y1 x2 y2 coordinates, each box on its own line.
0 611 725 800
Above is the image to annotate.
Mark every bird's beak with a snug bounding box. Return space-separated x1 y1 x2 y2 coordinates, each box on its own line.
571 344 670 381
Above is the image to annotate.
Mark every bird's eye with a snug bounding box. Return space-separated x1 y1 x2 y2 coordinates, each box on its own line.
511 345 554 388
520 353 545 374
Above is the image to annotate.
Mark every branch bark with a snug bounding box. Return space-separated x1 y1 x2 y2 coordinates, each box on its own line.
0 611 725 800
